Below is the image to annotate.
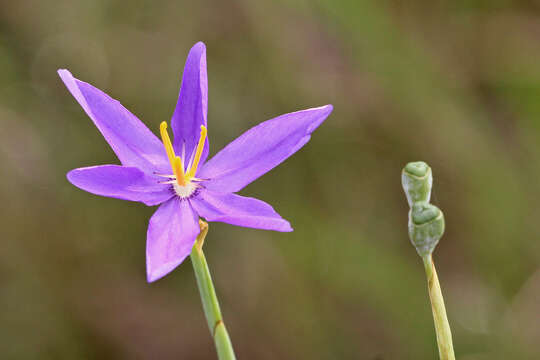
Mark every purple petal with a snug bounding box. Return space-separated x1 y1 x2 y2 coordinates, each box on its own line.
58 69 170 174
199 105 332 193
146 198 200 282
67 165 173 206
191 190 292 232
170 42 209 165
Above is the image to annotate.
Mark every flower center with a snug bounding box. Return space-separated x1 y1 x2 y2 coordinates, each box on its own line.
159 122 207 198
172 181 198 198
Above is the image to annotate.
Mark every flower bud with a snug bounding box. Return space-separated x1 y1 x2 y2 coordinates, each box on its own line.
402 161 433 206
408 203 445 256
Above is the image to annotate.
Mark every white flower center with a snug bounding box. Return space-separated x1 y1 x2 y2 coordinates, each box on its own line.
173 181 198 198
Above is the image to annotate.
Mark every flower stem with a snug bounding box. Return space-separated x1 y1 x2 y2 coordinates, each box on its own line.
190 220 236 360
422 254 455 360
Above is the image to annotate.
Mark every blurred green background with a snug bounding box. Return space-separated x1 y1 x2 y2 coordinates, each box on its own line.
1 0 540 359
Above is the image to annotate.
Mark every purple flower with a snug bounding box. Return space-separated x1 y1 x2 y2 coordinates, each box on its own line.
59 42 333 282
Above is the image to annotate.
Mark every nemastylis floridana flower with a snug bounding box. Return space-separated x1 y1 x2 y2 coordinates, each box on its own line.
59 42 332 282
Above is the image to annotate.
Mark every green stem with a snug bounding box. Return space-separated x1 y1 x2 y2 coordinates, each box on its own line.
422 255 455 360
190 221 236 360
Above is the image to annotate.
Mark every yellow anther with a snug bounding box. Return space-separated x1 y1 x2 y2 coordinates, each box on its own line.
187 125 207 178
173 156 187 186
159 122 176 167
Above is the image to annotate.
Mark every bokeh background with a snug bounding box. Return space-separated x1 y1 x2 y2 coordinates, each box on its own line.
1 0 540 359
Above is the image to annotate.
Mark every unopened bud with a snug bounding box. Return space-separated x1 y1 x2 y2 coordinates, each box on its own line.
408 203 445 256
402 161 433 206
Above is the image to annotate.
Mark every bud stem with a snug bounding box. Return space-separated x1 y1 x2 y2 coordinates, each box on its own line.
422 255 455 360
191 221 236 360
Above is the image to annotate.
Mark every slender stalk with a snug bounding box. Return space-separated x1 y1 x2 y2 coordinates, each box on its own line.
422 254 455 360
191 220 236 360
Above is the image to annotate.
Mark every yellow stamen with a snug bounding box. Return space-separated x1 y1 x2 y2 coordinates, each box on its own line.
159 122 176 167
173 156 187 186
187 125 207 178
159 121 188 187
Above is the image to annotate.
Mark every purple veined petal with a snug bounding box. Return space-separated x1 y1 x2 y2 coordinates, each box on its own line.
58 69 170 174
170 42 209 165
67 165 174 206
198 105 333 193
191 189 293 232
146 198 200 282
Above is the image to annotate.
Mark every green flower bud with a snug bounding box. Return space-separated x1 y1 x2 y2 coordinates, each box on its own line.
402 161 433 206
408 203 445 256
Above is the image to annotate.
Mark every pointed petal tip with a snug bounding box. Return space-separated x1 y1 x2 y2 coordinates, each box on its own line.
57 69 74 82
66 168 74 180
66 166 95 187
146 269 165 283
272 217 293 232
311 104 333 115
56 69 75 83
146 258 187 283
66 168 80 187
146 271 160 283
193 41 206 48
65 165 92 184
146 264 174 283
188 42 206 57
279 222 294 232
